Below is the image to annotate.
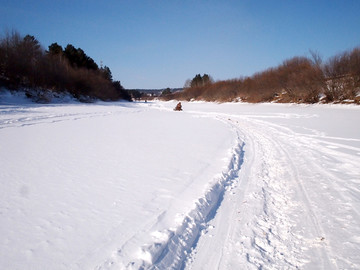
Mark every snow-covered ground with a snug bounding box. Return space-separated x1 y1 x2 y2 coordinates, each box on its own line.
1 93 359 269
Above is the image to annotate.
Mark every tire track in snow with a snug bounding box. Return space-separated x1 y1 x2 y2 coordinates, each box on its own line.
253 114 360 268
235 116 340 269
227 117 309 269
275 128 360 268
279 145 335 268
254 122 336 269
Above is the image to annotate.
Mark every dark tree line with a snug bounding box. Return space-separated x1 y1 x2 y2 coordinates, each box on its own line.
188 74 213 88
0 31 131 102
168 47 360 104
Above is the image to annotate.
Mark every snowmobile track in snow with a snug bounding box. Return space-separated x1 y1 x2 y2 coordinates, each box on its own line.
102 134 246 269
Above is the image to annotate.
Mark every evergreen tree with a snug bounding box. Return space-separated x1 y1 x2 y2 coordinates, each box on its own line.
19 35 43 86
63 44 78 67
190 74 202 87
161 88 171 96
202 74 211 85
100 65 112 81
190 74 213 87
48 43 63 55
63 44 98 70
113 80 132 101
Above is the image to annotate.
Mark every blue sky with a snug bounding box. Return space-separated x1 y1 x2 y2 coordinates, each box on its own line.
1 0 359 89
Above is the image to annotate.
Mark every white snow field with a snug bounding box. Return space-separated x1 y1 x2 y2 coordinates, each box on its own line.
1 94 360 269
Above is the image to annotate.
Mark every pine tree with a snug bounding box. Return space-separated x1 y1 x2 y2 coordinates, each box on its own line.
100 65 112 81
48 43 63 55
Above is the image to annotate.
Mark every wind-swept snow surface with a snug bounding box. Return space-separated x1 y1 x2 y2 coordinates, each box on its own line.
1 97 359 269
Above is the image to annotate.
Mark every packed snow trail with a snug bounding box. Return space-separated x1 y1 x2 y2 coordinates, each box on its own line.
1 94 359 269
181 104 360 269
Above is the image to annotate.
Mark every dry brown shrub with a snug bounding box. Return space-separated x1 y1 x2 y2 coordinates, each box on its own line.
324 47 360 101
165 47 360 104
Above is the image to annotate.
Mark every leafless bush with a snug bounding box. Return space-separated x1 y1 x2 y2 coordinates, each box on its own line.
173 55 327 103
324 47 360 101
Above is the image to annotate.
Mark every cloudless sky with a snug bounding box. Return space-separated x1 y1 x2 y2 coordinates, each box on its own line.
1 0 359 89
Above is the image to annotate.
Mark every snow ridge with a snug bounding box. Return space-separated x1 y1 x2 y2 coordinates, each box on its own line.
131 137 244 269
